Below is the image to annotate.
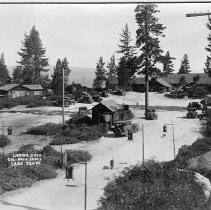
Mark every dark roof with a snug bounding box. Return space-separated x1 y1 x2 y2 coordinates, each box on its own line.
22 85 43 90
101 99 123 112
155 78 172 87
162 73 211 85
0 84 19 91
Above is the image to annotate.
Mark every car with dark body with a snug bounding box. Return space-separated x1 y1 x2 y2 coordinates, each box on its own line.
187 107 197 118
78 95 94 104
187 102 201 110
53 96 75 107
92 95 103 102
145 109 158 120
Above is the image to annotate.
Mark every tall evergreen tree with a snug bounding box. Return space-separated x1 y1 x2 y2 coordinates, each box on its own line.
135 4 165 113
18 26 49 84
51 57 71 94
117 24 138 89
0 53 11 84
117 23 136 59
93 57 107 89
204 56 211 75
106 55 117 88
117 57 128 88
205 16 211 72
162 51 175 75
178 54 191 74
12 66 23 84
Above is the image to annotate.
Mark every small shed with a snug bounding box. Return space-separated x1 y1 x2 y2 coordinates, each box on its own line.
92 99 133 125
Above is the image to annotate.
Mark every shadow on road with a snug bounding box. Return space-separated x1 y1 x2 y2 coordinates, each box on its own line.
0 200 47 210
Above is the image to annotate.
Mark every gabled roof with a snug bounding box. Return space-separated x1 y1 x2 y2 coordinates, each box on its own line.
101 99 123 112
92 99 123 112
22 85 43 90
0 84 19 91
155 78 172 87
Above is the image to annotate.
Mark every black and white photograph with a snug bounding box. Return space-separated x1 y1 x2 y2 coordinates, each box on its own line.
1 0 211 209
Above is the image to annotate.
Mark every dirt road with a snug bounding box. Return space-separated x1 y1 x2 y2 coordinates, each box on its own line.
0 109 202 210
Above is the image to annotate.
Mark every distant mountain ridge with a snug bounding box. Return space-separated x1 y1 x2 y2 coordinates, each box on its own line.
7 66 95 87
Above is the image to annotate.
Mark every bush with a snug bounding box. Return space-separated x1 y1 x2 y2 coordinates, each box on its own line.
176 137 211 168
98 160 207 210
26 123 62 135
188 86 209 98
0 168 35 193
26 164 57 180
0 135 11 147
65 149 92 165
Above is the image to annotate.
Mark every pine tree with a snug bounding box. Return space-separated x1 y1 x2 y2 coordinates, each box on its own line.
18 25 49 84
178 54 191 74
117 57 128 88
117 23 136 59
204 56 211 75
106 55 117 88
135 4 165 112
93 57 107 90
117 24 138 89
12 66 23 84
51 58 71 94
0 53 11 84
162 51 175 75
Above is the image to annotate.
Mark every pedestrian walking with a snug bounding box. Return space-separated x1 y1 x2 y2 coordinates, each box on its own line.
110 159 114 169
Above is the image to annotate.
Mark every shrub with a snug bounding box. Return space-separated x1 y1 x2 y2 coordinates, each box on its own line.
26 164 57 180
26 123 62 135
98 160 207 210
0 168 35 193
65 149 92 165
0 135 11 147
176 137 211 168
188 86 209 98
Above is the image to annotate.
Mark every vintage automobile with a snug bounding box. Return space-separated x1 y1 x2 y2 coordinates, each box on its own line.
78 95 94 104
145 109 158 120
100 91 109 97
112 120 132 137
187 102 201 110
53 96 75 107
92 95 103 102
187 107 197 118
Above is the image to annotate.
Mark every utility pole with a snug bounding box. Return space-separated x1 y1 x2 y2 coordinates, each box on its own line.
61 66 65 167
142 124 145 162
164 122 176 159
144 12 149 117
2 120 5 167
84 156 87 210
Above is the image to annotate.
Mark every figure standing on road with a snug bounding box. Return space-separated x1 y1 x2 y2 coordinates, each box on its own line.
110 159 114 169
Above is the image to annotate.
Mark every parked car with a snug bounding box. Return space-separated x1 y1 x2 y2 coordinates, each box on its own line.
53 97 75 107
92 95 103 102
78 95 94 104
111 120 132 137
100 91 108 97
187 102 201 110
145 109 158 120
112 89 125 96
187 107 197 118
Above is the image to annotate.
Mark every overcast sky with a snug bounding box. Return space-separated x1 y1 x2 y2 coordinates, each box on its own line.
0 1 211 74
